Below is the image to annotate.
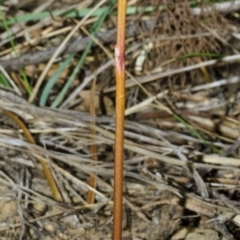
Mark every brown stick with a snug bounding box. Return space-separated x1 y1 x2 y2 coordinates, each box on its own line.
86 75 97 204
3 110 62 202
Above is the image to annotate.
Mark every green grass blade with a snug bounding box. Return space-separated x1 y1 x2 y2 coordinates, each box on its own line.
1 1 223 27
0 73 10 87
51 0 115 108
39 53 76 107
174 114 221 154
177 52 223 60
0 0 7 4
2 8 108 26
0 9 32 94
2 5 163 27
50 51 87 108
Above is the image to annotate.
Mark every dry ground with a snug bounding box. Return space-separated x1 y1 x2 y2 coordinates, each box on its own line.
1 0 240 239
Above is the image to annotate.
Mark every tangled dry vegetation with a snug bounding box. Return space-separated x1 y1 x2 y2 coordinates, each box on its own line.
1 0 240 239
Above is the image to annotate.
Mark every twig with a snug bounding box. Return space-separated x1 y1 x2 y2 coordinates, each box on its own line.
3 110 62 201
86 74 98 204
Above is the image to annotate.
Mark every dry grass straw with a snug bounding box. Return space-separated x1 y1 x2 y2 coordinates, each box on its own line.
1 0 240 239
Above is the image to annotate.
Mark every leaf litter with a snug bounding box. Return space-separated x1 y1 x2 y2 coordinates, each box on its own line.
1 0 240 239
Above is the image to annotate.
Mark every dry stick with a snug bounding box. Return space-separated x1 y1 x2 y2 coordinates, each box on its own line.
3 110 62 202
86 74 97 204
114 0 127 239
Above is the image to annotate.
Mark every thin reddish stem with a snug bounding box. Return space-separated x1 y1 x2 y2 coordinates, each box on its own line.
113 0 127 240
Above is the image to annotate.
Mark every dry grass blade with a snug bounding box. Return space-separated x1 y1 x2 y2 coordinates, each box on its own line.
29 0 107 102
86 75 98 204
2 110 62 201
1 0 240 239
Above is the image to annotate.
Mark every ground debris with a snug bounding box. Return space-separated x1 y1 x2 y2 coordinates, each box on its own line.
1 0 240 239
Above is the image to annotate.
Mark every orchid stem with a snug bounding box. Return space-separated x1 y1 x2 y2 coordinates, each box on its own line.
113 0 127 239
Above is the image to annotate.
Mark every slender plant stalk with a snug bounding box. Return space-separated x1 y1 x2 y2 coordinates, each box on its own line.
113 0 127 239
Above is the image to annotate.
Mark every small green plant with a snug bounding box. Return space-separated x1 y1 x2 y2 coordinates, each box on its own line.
0 9 31 94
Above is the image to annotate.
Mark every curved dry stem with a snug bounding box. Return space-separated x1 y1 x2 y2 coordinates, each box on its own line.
3 110 62 202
